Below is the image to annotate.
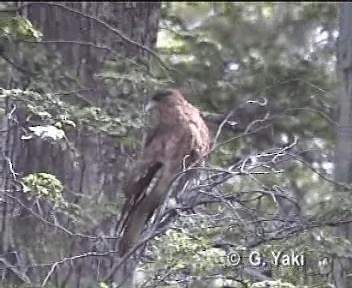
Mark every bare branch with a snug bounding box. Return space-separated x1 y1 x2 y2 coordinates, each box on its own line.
17 2 173 74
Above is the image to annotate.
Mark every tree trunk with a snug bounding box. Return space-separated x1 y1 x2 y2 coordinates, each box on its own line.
1 2 161 287
333 3 352 287
22 2 161 197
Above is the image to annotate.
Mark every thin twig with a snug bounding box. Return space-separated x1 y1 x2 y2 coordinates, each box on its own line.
17 2 173 75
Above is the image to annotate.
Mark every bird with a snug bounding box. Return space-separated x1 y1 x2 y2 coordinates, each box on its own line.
117 88 211 257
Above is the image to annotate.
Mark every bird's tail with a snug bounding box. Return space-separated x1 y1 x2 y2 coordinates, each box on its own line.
118 208 150 257
117 191 162 257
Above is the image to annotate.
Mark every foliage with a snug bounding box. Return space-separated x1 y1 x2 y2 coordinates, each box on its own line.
146 229 224 278
250 280 296 288
0 87 144 142
0 16 42 40
21 172 64 199
150 2 339 287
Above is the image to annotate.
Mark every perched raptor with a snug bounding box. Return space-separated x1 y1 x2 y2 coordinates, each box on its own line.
118 89 210 257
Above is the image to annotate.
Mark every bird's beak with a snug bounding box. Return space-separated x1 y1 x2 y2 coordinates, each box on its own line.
145 100 157 112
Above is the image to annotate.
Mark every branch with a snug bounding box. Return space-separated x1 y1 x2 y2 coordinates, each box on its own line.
17 2 173 74
0 53 38 76
19 39 115 54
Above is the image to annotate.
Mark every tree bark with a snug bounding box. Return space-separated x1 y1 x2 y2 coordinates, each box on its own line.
333 3 352 287
1 2 161 287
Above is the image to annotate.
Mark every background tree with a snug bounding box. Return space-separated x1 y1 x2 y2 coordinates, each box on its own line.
1 2 163 287
333 3 352 287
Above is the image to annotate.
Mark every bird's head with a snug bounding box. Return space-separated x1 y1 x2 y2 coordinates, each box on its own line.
145 89 186 113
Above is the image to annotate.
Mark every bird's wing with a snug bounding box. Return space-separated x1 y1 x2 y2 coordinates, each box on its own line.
118 157 163 232
117 100 211 257
117 127 181 256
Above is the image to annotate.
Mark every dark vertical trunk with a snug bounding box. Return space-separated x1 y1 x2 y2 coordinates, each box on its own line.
1 2 161 287
333 3 352 287
22 0 161 211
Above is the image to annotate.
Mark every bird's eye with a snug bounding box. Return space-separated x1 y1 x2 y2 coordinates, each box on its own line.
152 89 173 101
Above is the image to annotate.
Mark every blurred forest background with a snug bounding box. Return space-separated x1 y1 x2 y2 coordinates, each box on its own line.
1 2 352 288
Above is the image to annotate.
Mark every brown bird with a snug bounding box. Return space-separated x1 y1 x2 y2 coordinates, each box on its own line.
117 89 210 257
